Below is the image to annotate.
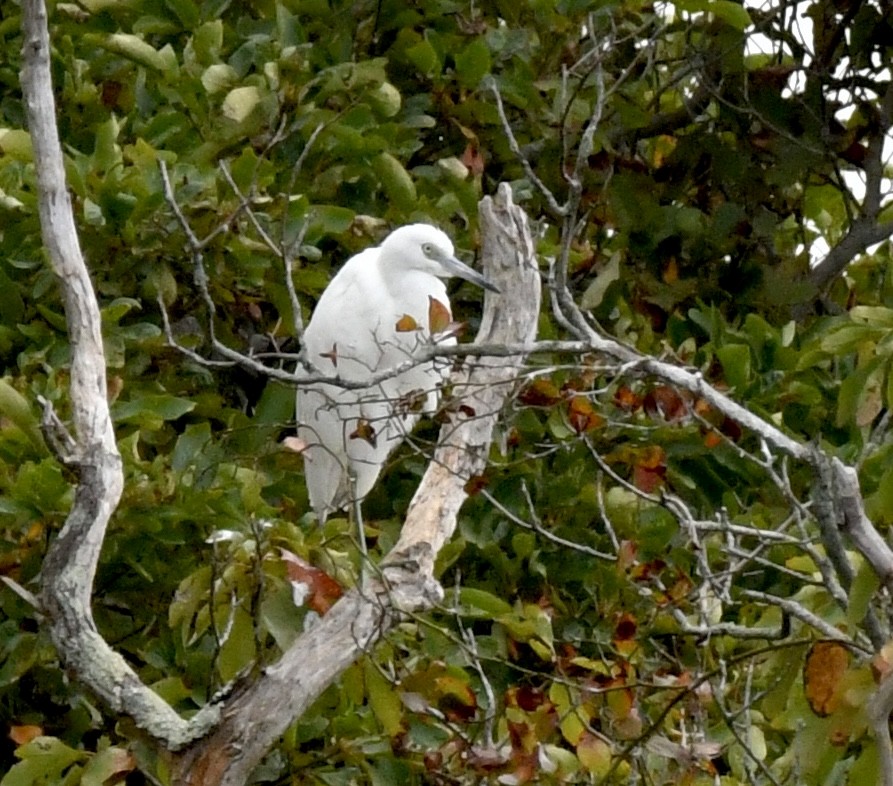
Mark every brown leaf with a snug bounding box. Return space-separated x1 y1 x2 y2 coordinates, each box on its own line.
804 641 850 716
871 640 893 682
721 416 743 441
613 613 637 642
518 378 562 407
395 313 419 332
395 389 427 415
464 474 489 495
636 444 666 470
644 385 688 421
629 558 666 582
567 395 604 433
466 744 509 771
428 296 452 334
613 613 638 656
461 141 485 177
613 385 641 412
633 464 665 493
319 343 338 367
107 375 124 403
511 686 547 712
616 540 638 572
435 673 478 722
281 549 344 615
349 418 377 447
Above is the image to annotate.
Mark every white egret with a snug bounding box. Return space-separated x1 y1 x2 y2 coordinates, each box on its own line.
296 223 498 523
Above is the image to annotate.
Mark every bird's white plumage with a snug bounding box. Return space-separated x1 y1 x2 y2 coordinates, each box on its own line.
296 224 494 522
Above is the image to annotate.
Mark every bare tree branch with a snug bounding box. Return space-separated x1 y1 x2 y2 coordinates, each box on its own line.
22 0 215 748
808 82 893 292
869 672 893 786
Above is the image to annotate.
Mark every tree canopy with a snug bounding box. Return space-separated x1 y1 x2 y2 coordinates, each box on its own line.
2 0 893 784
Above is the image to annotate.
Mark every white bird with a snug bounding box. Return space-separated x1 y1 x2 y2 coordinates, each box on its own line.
296 223 498 523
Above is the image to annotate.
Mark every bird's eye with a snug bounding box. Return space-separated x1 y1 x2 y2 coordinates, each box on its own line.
422 243 434 256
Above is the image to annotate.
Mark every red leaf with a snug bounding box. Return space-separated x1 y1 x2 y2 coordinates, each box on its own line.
281 549 344 615
633 464 665 493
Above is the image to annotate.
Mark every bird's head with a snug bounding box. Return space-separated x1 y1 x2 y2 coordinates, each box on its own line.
379 224 500 292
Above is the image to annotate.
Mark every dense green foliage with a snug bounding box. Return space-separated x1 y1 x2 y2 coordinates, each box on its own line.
2 0 893 783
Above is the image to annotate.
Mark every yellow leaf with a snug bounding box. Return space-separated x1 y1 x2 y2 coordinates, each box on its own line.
364 660 404 736
577 732 612 776
395 314 419 332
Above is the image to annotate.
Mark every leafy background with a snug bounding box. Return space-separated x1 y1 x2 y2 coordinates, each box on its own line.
2 0 893 783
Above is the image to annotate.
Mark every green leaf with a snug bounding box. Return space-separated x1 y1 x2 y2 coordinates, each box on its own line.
819 323 880 354
172 422 212 474
79 743 134 786
113 394 196 425
454 38 491 89
581 252 621 310
1 737 84 786
164 0 199 28
373 153 417 212
716 343 751 389
847 559 881 629
0 128 33 160
222 86 262 123
550 683 589 745
202 64 239 95
364 659 403 736
87 33 178 72
217 607 256 683
673 0 752 29
405 39 440 76
102 297 142 325
458 587 513 618
0 379 45 454
837 357 886 428
260 584 304 651
849 306 893 328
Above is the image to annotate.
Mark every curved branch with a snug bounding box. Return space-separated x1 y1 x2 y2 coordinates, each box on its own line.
21 0 211 747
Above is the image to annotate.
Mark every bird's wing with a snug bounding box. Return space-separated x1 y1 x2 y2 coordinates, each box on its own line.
302 251 391 380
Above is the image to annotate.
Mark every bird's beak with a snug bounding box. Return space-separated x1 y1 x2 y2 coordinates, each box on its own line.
442 255 501 293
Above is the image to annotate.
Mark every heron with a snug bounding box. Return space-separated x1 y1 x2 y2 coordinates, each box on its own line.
296 223 498 524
